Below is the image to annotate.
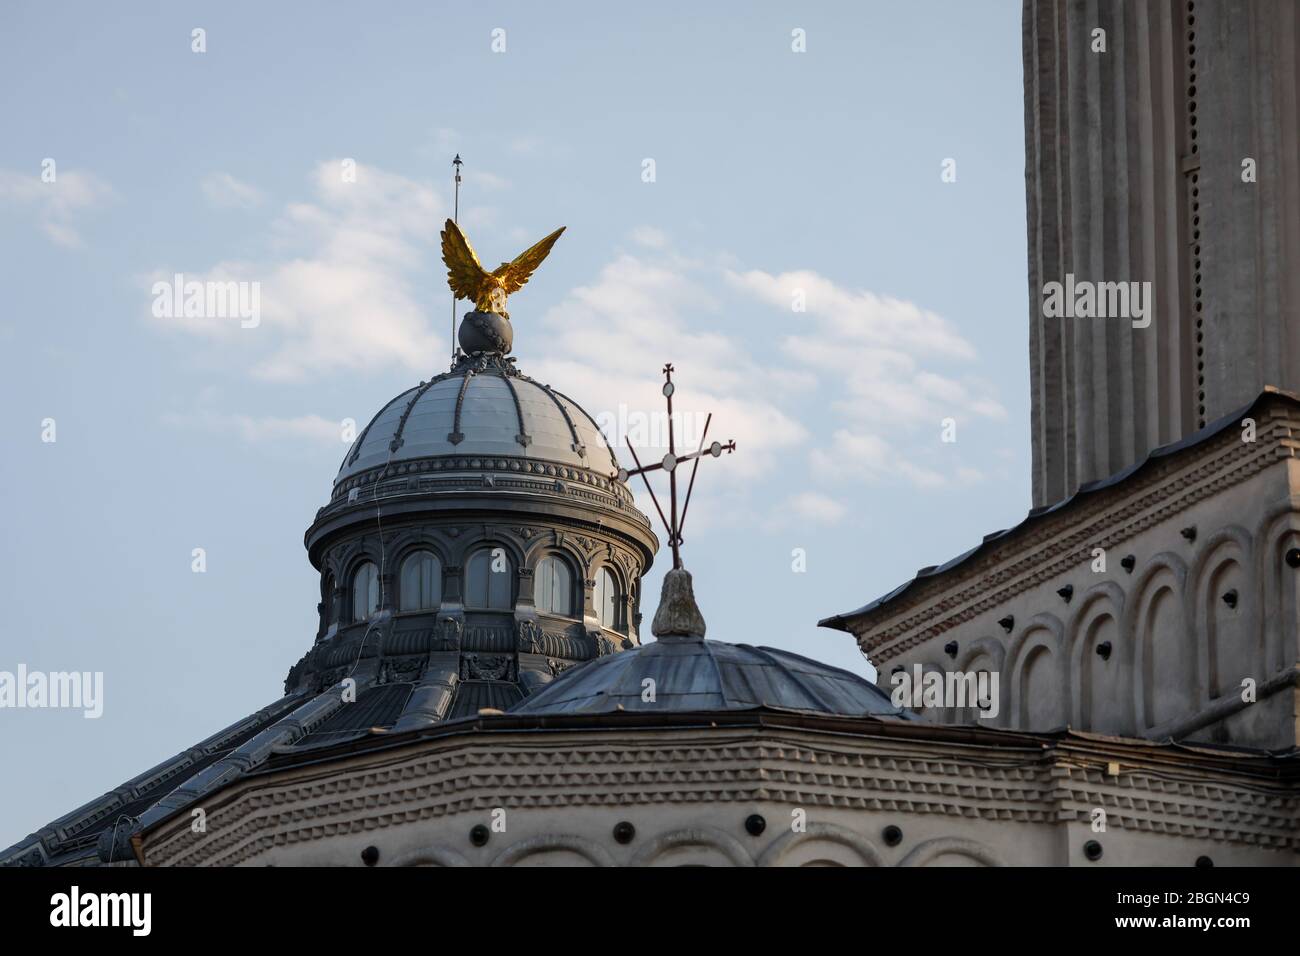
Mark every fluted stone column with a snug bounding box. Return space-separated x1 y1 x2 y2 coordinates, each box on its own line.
1024 0 1300 508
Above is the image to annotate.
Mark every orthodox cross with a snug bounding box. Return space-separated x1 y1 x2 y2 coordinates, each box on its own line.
615 364 736 570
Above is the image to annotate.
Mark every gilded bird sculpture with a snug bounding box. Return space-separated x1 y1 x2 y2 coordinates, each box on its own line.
440 218 566 319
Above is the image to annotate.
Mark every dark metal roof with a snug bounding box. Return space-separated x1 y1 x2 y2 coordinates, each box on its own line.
0 693 306 867
338 355 619 485
448 680 526 719
287 684 414 752
509 637 910 718
819 387 1300 631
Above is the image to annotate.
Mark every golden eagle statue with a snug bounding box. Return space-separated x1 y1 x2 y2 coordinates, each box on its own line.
440 218 566 318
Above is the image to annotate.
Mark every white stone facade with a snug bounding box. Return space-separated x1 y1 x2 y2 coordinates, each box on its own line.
135 717 1300 867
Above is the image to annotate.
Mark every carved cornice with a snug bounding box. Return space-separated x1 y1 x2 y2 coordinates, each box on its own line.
329 454 638 512
140 728 1300 867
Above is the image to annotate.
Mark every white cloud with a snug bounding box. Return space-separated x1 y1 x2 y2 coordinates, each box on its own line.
162 410 345 444
727 266 1005 492
810 428 985 490
727 268 977 360
525 252 808 483
731 267 1005 427
201 172 265 209
469 170 510 192
630 226 668 249
149 160 443 381
788 492 847 524
0 166 115 247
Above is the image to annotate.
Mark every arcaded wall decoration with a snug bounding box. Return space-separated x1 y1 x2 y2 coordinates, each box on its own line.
1127 554 1194 732
390 846 469 867
904 660 953 724
1256 498 1300 673
1005 613 1067 732
628 827 753 867
954 637 1006 726
490 834 615 867
756 823 884 867
899 837 1005 867
1067 582 1128 735
1189 526 1257 703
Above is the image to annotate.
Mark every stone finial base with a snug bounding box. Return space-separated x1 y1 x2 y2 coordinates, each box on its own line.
651 568 706 639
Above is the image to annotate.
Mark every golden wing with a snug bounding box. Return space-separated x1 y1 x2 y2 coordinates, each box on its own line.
494 226 566 295
440 219 490 302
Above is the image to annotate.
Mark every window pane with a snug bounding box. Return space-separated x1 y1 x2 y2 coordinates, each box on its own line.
598 568 618 628
466 551 484 608
536 557 551 611
536 556 572 615
400 551 441 611
488 550 512 609
467 549 511 609
353 562 378 622
399 556 418 611
423 554 440 608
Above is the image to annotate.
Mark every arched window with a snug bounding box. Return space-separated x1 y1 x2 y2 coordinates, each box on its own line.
351 561 380 622
594 567 621 629
399 550 442 611
535 555 573 616
465 548 513 609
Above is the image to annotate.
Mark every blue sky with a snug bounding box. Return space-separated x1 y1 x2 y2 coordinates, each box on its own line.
0 0 1029 846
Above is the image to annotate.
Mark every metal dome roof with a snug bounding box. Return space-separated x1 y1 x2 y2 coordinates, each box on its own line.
337 355 619 486
509 636 909 718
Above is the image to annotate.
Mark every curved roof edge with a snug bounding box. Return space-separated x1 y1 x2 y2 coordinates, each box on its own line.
819 386 1300 632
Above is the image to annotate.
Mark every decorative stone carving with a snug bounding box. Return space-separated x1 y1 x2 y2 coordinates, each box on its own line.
434 617 464 651
461 654 514 681
547 658 575 677
379 656 425 684
651 568 707 638
517 620 544 653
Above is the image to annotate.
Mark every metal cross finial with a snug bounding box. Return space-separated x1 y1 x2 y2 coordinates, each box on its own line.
614 365 737 570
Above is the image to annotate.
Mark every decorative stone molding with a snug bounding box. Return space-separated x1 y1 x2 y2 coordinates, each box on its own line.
135 725 1300 867
757 823 884 867
490 834 616 867
629 827 753 867
390 846 470 867
899 837 1005 867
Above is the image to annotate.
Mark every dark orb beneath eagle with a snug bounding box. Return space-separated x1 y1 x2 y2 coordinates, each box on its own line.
458 309 513 355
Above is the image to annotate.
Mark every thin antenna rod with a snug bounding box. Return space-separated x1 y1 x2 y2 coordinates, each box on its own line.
451 153 463 361
625 438 673 543
677 412 712 540
663 364 682 569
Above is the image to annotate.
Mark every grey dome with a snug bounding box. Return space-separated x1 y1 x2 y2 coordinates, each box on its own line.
337 357 619 486
510 637 909 718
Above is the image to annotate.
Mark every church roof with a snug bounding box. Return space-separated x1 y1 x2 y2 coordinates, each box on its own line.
337 354 619 486
509 637 909 718
819 387 1300 632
